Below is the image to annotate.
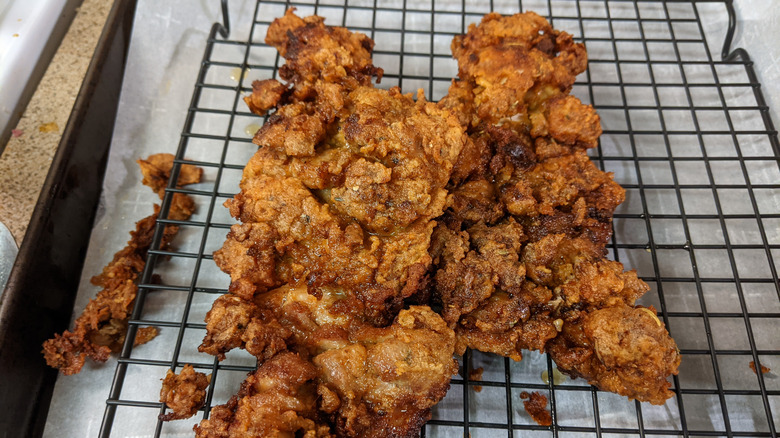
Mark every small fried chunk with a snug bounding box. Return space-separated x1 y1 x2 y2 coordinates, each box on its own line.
159 364 211 421
195 352 333 438
520 391 552 426
43 154 202 375
548 306 680 405
749 361 770 375
244 79 288 116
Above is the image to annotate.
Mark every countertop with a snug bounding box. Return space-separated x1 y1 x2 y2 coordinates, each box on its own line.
0 0 112 247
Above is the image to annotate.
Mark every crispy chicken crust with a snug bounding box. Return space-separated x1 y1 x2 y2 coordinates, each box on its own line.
432 11 680 404
520 391 552 426
160 364 211 421
198 10 680 438
198 10 461 437
42 154 202 375
194 352 333 438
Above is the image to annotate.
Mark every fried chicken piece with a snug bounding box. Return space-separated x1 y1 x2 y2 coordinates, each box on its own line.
313 305 457 437
265 8 382 100
212 86 465 331
43 154 202 375
197 285 457 438
548 306 680 405
159 364 211 421
432 11 679 405
522 234 679 404
195 352 333 438
440 12 588 132
749 361 770 374
520 391 552 426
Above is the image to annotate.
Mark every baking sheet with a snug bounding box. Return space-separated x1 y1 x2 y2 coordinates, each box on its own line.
43 1 778 437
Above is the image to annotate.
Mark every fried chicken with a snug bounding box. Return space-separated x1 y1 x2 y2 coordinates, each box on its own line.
520 391 552 426
198 10 461 437
431 11 680 404
160 364 211 421
43 154 202 374
194 352 333 438
197 285 457 438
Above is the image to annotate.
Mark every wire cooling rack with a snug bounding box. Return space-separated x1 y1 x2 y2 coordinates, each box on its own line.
97 0 779 436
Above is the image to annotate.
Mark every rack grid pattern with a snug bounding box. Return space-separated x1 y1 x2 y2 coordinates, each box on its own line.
99 1 779 437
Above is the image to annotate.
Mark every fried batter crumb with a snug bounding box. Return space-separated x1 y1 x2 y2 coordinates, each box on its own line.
42 154 202 375
159 364 211 421
520 391 552 426
469 367 484 392
750 361 771 375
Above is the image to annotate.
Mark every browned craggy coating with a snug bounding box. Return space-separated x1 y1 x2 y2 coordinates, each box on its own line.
198 287 457 438
432 12 680 405
211 11 465 328
520 391 552 426
42 154 202 375
195 352 333 438
160 364 212 421
198 9 461 438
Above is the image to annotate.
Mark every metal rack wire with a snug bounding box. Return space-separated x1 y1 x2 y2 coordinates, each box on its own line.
98 1 779 436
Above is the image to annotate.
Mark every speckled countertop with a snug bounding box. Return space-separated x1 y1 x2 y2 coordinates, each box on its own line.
0 0 112 247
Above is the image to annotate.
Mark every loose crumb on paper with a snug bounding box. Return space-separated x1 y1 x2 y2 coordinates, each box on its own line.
520 391 552 426
749 361 770 375
469 367 484 392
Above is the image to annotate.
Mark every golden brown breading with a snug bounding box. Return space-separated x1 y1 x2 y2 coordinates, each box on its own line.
213 85 465 328
432 11 680 405
42 154 202 375
520 391 552 426
547 305 680 405
265 8 383 100
194 352 333 438
159 364 211 421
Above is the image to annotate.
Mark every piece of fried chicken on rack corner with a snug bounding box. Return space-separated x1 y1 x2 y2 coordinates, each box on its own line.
195 285 457 438
432 10 680 405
